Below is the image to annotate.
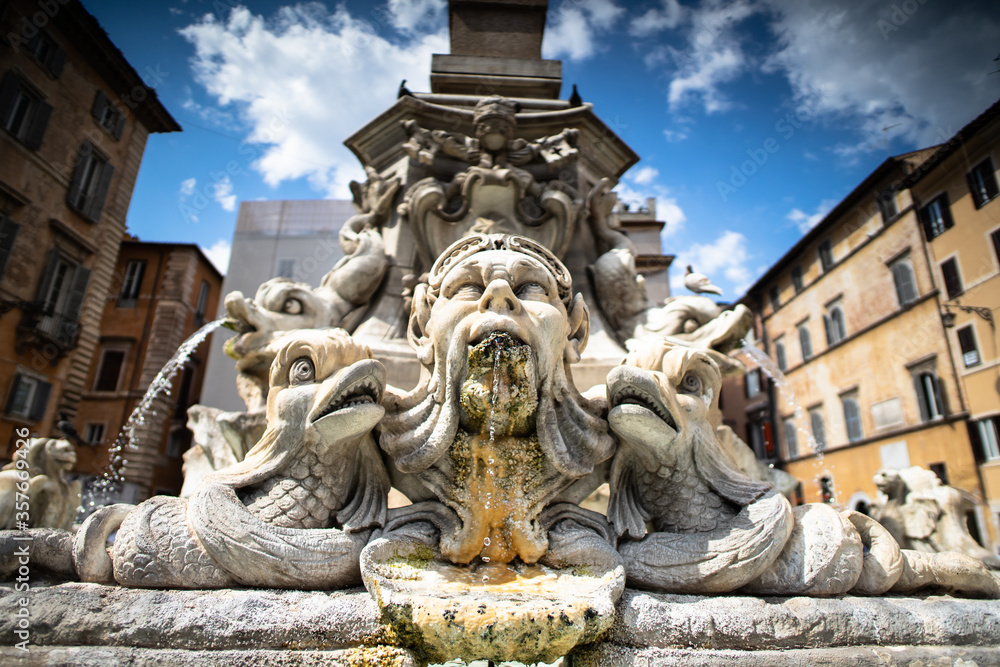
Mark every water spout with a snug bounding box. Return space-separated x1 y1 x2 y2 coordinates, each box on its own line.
737 343 821 456
82 319 225 513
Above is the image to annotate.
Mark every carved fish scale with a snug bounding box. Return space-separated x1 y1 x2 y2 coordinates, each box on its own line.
242 445 351 529
636 463 734 534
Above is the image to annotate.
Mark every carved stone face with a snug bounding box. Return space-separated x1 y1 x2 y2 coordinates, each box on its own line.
387 236 606 565
48 439 77 470
424 249 574 383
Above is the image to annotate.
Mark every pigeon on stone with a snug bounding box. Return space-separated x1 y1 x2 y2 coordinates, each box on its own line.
397 79 413 98
569 84 582 107
684 265 723 296
55 412 84 447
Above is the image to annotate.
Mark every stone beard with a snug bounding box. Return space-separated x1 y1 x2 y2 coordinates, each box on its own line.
379 234 615 564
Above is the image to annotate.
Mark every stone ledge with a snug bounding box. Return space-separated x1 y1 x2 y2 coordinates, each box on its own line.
0 583 385 650
3 583 999 662
0 646 418 667
572 645 1000 666
609 589 1000 650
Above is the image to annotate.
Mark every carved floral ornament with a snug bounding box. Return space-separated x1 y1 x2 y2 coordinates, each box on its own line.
398 96 583 266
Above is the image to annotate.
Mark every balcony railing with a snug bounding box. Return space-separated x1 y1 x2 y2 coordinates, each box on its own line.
13 301 81 363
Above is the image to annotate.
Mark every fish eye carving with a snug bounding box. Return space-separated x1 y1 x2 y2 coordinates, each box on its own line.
289 357 315 386
282 297 303 314
679 372 702 395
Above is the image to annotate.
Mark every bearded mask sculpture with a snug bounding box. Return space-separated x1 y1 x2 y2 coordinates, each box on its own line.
379 234 615 565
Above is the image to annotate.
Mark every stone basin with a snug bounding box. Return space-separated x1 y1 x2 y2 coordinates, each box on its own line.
361 535 625 664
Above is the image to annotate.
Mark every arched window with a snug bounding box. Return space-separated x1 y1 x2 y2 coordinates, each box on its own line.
891 258 918 307
825 304 846 345
775 340 787 372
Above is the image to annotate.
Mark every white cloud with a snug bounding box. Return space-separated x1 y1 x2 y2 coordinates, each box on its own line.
381 0 446 33
629 0 685 37
786 198 837 234
180 4 448 198
179 178 196 196
663 129 688 143
202 238 231 274
632 165 659 185
213 175 237 211
670 230 751 296
543 0 624 61
760 0 1000 150
633 0 758 113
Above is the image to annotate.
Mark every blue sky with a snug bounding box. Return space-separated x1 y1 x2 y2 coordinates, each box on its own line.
83 0 1000 299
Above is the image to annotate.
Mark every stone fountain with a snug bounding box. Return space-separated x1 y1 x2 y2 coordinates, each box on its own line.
3 2 1000 664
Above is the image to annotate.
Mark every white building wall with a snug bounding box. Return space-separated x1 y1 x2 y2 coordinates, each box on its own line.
201 200 354 412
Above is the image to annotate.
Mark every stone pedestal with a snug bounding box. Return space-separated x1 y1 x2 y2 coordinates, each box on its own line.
3 582 998 666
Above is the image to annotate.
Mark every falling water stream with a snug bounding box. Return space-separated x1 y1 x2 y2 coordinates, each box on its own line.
81 319 225 514
735 343 841 502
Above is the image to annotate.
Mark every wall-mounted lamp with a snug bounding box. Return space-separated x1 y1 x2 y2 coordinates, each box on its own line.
942 303 995 329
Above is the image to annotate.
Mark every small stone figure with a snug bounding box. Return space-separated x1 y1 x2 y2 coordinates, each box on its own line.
874 466 1000 569
0 438 80 531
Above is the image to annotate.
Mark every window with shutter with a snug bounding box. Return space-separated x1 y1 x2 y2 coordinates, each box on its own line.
769 285 780 311
775 339 787 372
34 250 90 347
783 419 798 458
919 194 954 240
818 239 834 272
967 158 999 208
0 216 20 280
890 257 918 307
798 322 812 360
4 373 51 421
975 417 1000 461
809 408 826 450
912 371 944 422
940 258 963 299
0 70 53 150
118 260 145 307
841 395 863 442
67 142 114 222
24 31 65 78
876 188 898 222
791 265 803 293
957 326 980 367
92 90 125 140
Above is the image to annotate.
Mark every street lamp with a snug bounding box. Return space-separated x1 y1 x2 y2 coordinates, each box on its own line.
942 303 995 329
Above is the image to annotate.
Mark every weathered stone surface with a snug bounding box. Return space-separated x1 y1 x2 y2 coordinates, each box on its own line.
605 589 1000 650
0 646 418 666
0 583 385 650
7 583 1000 658
572 644 1000 666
